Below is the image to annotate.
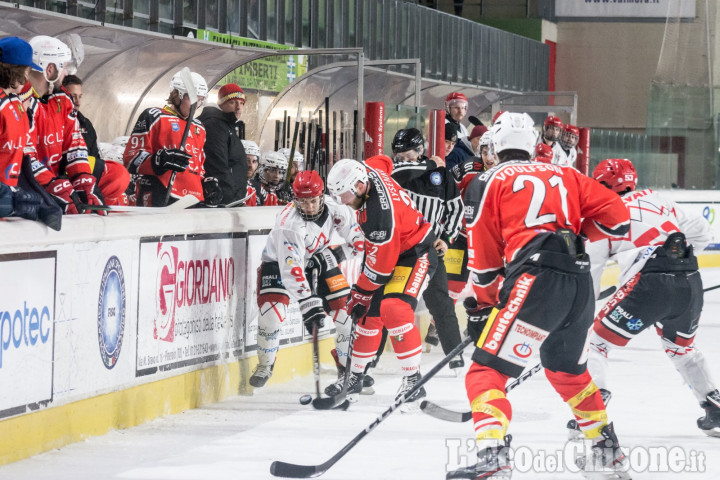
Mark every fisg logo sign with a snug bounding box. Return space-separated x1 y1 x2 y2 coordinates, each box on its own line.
0 302 52 368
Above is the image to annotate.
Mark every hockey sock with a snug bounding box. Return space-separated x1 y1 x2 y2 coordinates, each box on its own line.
545 368 608 440
661 337 718 403
465 362 512 443
256 301 287 366
351 316 382 374
382 298 422 375
586 330 615 392
331 308 352 364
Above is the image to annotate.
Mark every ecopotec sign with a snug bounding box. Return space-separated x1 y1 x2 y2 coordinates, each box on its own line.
0 252 55 418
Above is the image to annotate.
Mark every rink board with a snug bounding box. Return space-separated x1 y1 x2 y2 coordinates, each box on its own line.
0 192 719 465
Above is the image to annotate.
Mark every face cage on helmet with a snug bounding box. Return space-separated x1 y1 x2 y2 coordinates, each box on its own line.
294 196 325 221
260 166 287 191
560 132 579 150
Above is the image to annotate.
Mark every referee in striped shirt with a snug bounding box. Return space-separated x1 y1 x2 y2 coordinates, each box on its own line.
390 126 466 369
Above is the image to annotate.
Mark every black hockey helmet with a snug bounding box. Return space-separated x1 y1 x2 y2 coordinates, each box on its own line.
392 128 424 154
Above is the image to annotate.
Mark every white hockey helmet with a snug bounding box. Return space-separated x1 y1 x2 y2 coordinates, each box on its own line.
29 35 72 84
478 131 492 148
327 159 368 198
170 70 208 99
241 140 260 158
278 147 305 170
259 151 288 191
490 112 536 157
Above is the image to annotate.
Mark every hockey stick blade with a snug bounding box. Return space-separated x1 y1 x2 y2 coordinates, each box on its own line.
420 362 543 423
598 285 617 300
271 336 473 478
419 400 472 423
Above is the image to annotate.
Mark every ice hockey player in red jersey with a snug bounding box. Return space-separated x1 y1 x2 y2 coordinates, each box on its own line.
0 36 42 220
448 113 632 479
583 158 720 438
27 35 105 214
248 170 364 388
326 156 438 408
124 69 221 207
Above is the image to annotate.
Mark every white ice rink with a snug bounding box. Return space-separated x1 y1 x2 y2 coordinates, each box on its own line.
2 270 720 480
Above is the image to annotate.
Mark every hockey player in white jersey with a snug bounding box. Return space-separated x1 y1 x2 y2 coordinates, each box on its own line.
552 123 579 168
249 170 365 388
581 158 720 437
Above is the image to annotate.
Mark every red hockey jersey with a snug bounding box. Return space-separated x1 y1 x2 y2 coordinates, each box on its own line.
464 161 630 306
355 154 432 292
28 88 91 183
0 91 30 187
123 105 206 201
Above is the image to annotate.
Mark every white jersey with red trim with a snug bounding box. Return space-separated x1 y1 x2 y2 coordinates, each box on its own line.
552 142 577 168
587 188 713 292
260 196 365 302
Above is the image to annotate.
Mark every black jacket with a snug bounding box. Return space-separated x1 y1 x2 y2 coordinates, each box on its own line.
77 111 105 180
198 105 247 204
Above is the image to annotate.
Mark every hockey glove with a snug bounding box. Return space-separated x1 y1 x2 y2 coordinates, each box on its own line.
346 285 374 322
464 296 493 344
299 296 325 335
307 248 341 274
152 148 191 175
44 177 79 214
202 176 223 206
10 186 41 221
72 173 106 215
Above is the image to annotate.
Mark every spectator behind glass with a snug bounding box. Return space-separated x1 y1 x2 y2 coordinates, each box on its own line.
198 83 248 205
62 74 130 206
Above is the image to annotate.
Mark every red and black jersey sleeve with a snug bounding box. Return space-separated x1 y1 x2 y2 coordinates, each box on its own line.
355 155 431 292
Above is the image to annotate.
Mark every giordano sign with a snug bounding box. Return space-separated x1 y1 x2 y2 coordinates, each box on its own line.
197 29 308 93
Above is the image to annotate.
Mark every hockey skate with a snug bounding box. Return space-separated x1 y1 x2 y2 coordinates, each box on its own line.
446 435 512 479
575 423 631 480
397 372 426 413
345 372 365 403
697 389 720 437
249 363 274 388
424 322 439 352
449 353 465 377
324 349 346 397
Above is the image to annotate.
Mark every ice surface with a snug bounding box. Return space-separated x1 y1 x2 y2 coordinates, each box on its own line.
2 270 720 480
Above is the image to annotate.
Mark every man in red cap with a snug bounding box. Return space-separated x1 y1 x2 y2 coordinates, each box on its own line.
198 82 248 204
444 92 473 170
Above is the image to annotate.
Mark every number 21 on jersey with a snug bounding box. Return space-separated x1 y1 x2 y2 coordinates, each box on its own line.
513 174 571 228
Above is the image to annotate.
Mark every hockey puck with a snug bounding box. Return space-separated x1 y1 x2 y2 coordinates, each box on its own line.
299 394 313 405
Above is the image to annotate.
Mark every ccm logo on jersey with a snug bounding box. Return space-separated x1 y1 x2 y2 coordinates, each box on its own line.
367 230 387 241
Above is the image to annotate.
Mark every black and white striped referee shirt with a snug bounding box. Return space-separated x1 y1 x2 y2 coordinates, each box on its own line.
391 157 464 244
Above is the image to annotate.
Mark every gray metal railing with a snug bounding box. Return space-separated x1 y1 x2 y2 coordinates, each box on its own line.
16 0 548 92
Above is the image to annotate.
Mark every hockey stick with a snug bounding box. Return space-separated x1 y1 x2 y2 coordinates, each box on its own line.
599 282 720 301
222 192 253 208
81 194 200 213
598 285 617 300
286 102 302 184
419 362 543 423
163 67 197 207
270 335 473 478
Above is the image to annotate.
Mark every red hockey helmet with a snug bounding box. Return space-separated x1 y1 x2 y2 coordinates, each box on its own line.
445 92 468 109
292 170 325 220
544 116 563 129
560 124 580 149
593 158 637 194
533 143 554 164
